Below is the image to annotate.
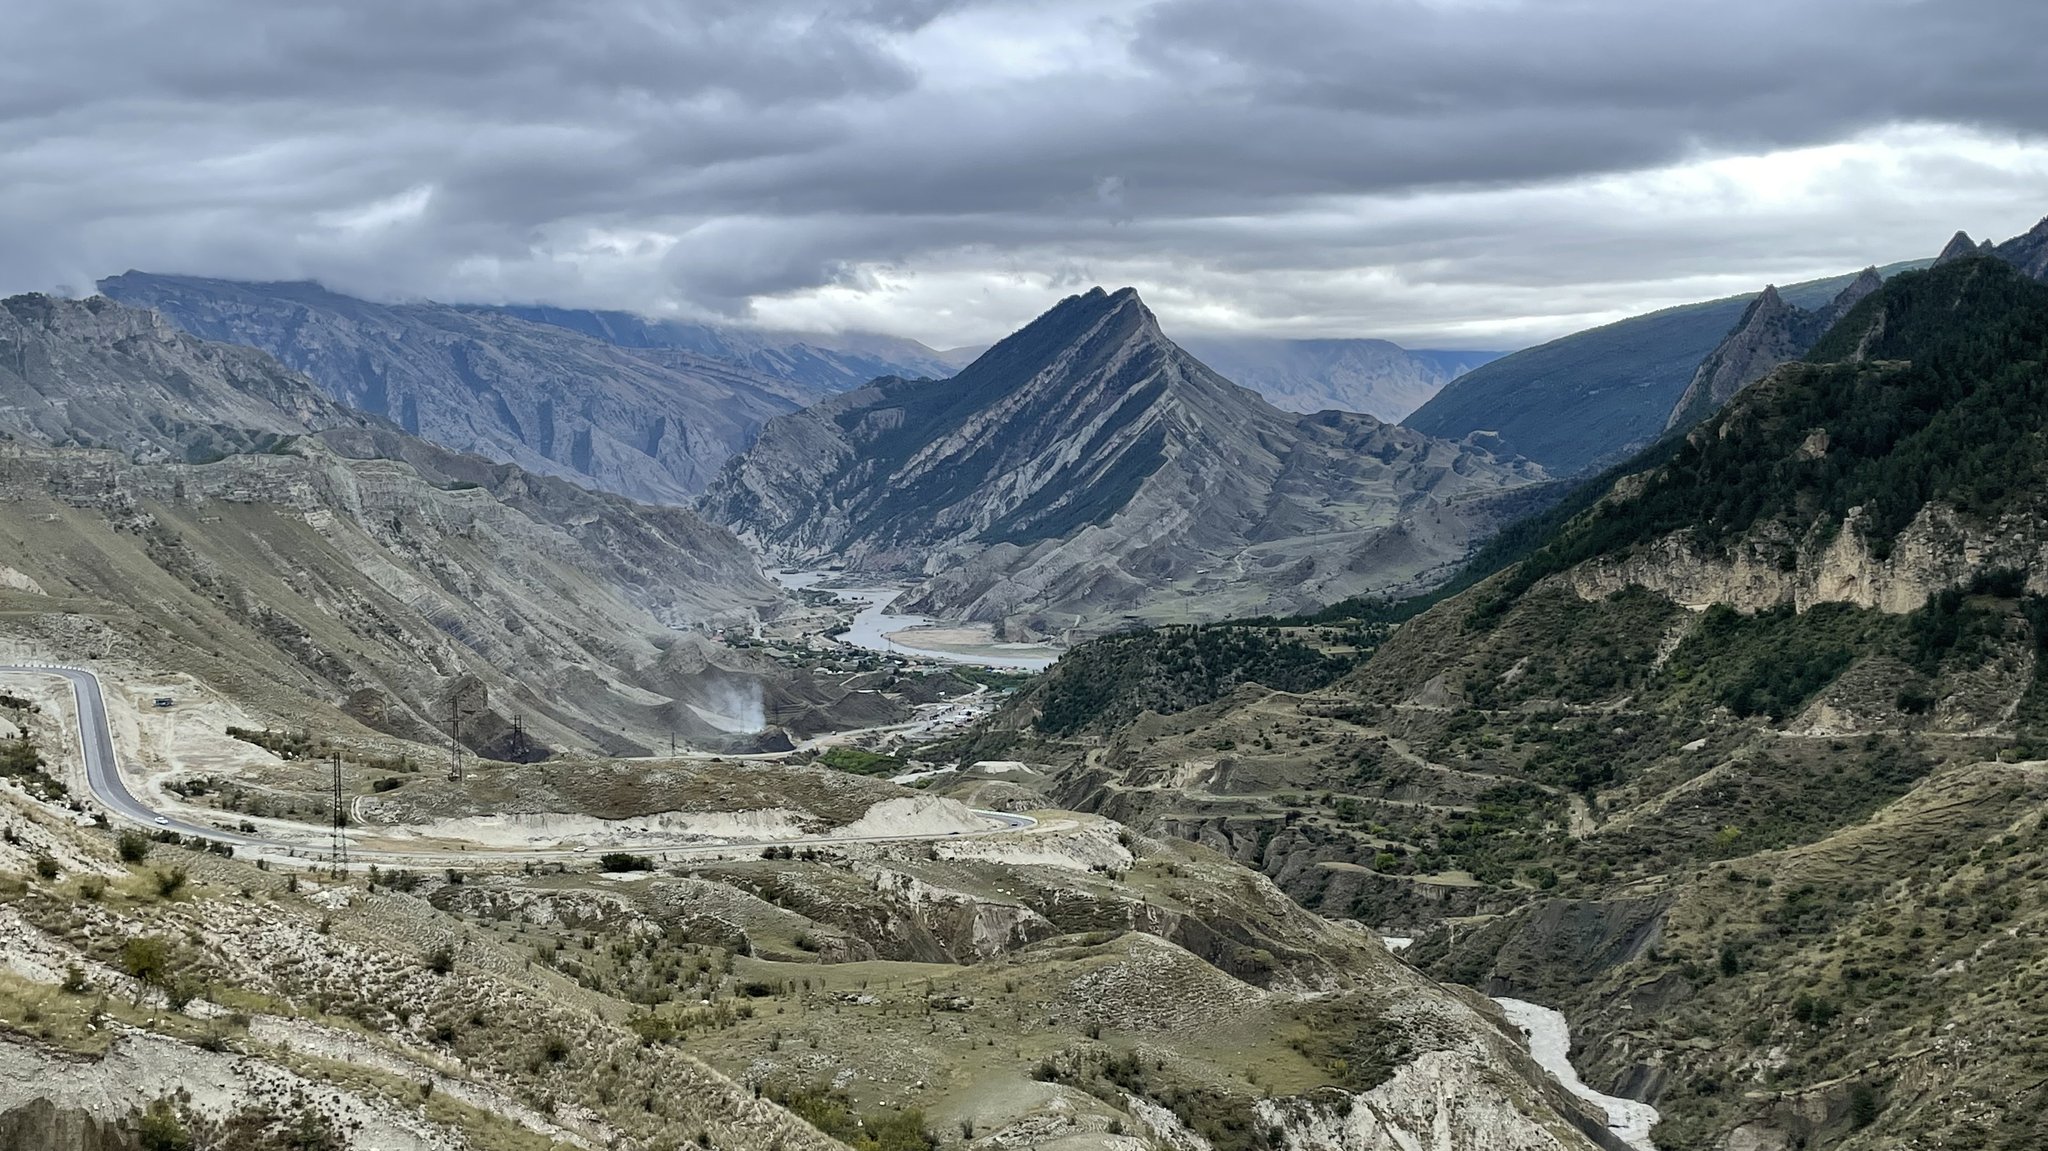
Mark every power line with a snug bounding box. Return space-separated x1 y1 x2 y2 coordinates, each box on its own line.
329 751 348 877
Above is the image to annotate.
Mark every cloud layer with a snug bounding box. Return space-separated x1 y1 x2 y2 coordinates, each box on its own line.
6 0 2047 347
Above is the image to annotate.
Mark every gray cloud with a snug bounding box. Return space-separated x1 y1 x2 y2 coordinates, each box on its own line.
3 0 2046 346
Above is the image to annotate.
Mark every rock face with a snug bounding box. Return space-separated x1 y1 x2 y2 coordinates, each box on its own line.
489 304 967 394
0 293 357 458
1174 336 1501 421
1991 214 2048 281
1662 269 1882 431
703 286 1546 637
97 272 826 503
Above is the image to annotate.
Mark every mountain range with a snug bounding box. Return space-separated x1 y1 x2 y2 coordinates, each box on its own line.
1403 261 1930 476
1172 336 1501 421
1009 240 2048 1151
96 272 843 504
0 292 907 754
702 286 1548 638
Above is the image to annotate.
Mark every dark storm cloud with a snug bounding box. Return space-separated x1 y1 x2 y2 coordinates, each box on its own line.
3 0 2046 342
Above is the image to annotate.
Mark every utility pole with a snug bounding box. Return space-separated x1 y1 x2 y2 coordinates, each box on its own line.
446 683 480 782
329 751 348 877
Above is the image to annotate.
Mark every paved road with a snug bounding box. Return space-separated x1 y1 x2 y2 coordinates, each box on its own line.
0 663 1035 862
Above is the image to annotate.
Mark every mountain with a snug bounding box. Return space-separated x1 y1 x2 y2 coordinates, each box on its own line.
1989 214 2048 279
1402 262 1926 476
488 303 966 393
1173 336 1502 421
0 315 1621 1151
96 272 826 503
1006 253 2048 1150
0 292 911 754
1661 268 1883 431
702 286 1548 638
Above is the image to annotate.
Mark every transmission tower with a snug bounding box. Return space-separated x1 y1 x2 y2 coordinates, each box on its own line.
328 751 348 876
446 683 481 781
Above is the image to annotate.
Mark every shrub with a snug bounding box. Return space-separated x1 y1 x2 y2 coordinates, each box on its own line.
154 868 189 898
31 854 58 880
121 936 171 987
117 830 151 863
425 943 456 975
136 1099 193 1151
600 852 654 873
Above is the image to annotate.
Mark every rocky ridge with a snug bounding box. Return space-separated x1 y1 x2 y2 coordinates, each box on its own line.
98 272 825 503
0 292 891 754
704 286 1547 639
1662 270 1882 431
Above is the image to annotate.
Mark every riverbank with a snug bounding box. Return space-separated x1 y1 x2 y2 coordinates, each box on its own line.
1492 996 1659 1151
770 570 1058 671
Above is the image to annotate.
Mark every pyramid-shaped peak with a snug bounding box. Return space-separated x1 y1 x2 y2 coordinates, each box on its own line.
1935 230 1981 265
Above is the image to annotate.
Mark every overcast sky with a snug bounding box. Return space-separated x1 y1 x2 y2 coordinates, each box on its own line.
6 0 2047 350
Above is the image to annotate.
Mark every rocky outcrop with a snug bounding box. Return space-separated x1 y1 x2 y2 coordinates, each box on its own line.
1933 229 1995 266
1567 499 2047 618
704 286 1546 638
98 273 825 503
0 294 359 460
1991 214 2048 281
1664 269 1881 431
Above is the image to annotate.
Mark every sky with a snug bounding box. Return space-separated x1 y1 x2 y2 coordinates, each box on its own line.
5 0 2048 351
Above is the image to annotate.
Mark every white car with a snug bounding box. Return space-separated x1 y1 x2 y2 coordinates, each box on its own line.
153 816 169 826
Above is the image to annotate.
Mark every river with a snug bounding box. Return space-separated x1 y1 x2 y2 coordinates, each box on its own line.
1491 997 1659 1151
769 570 1057 671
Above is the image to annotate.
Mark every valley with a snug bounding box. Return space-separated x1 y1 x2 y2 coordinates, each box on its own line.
1 131 2044 1151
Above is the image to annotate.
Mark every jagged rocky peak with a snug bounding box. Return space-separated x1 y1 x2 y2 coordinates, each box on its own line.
1935 229 1982 265
703 283 1543 637
1664 264 1899 433
1829 266 1884 314
1993 214 2048 280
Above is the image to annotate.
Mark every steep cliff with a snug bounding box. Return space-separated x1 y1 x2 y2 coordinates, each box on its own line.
1662 269 1882 432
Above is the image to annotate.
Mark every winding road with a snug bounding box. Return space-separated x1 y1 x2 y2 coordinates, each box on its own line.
0 662 1035 863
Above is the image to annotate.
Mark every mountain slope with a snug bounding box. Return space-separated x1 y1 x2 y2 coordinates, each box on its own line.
1403 263 1925 476
1007 253 2048 1151
490 303 964 393
703 287 1547 638
1174 336 1502 421
97 272 822 503
1662 268 1882 432
0 293 904 755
